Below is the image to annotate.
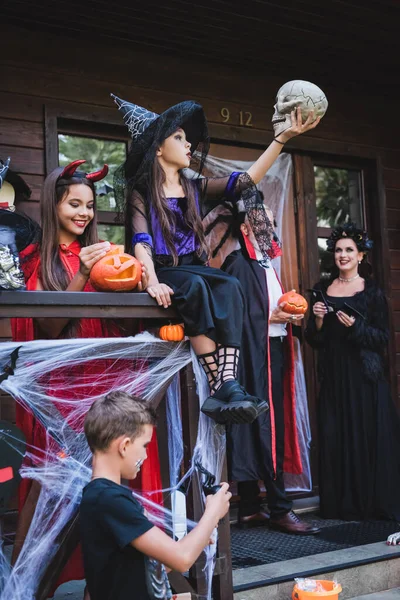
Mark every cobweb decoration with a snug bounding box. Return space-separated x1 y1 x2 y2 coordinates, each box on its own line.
203 152 312 492
0 333 226 600
111 94 159 140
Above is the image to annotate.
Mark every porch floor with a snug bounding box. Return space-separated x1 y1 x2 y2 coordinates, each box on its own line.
231 513 399 569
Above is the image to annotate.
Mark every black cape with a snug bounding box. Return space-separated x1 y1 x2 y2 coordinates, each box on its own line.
222 249 300 481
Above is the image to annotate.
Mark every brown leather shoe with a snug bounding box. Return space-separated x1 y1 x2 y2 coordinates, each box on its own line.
269 511 320 535
238 511 270 529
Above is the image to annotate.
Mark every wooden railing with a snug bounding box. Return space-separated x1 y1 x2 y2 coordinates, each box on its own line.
0 290 233 600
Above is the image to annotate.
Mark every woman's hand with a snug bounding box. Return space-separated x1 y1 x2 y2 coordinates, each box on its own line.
79 242 111 277
270 306 304 325
276 107 321 143
146 282 174 308
136 262 149 292
337 311 356 328
313 301 328 320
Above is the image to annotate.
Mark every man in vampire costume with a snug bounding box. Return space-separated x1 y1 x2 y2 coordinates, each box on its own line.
221 197 320 534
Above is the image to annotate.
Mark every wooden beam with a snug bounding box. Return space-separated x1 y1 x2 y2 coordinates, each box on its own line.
0 291 178 319
179 364 232 600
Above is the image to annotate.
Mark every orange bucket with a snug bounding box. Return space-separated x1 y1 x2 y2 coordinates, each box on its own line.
292 580 342 599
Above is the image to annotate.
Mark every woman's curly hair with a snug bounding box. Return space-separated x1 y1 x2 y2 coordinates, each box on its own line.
326 222 373 253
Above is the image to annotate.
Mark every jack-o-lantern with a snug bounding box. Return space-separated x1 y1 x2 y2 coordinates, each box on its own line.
278 290 308 315
159 324 185 342
90 247 142 292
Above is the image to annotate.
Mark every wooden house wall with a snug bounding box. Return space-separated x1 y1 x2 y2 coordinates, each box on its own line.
0 25 400 422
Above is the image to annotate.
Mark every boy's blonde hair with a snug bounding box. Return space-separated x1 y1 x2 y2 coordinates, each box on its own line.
84 391 157 452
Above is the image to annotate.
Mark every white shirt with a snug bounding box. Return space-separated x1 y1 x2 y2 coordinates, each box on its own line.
254 248 287 338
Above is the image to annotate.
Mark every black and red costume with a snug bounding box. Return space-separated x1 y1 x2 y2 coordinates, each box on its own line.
222 237 301 519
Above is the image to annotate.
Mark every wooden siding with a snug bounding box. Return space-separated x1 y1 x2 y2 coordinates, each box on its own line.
0 20 400 416
2 1 399 94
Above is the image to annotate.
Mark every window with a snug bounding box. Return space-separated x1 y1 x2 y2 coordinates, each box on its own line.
314 165 364 279
58 134 127 245
314 166 363 228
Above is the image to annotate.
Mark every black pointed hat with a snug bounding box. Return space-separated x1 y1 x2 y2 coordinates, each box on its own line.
111 95 159 141
0 208 40 253
0 157 31 200
0 158 10 190
111 94 209 194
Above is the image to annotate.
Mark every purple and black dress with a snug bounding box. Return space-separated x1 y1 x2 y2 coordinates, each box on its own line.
131 173 249 346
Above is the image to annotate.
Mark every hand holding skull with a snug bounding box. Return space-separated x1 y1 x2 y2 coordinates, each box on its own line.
272 80 328 142
277 107 321 143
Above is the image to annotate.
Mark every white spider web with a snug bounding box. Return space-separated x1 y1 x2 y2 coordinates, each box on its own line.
112 95 158 140
0 333 225 600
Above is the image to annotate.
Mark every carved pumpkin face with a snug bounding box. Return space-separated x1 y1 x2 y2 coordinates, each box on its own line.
90 247 142 292
159 324 185 342
278 290 308 315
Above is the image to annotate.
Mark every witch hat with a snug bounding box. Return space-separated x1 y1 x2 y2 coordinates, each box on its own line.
111 94 159 141
0 157 32 209
111 93 209 183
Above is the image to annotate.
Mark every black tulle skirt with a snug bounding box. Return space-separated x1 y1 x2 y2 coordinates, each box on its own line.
156 254 244 347
318 340 400 521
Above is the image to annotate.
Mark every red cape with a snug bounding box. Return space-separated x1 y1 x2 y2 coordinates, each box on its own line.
11 241 163 590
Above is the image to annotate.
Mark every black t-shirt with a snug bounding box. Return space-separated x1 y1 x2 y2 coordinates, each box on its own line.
80 478 168 600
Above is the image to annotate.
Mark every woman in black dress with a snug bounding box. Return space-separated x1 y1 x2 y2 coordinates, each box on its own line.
305 223 400 521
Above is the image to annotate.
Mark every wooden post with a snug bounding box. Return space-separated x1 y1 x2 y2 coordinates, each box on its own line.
1 294 234 600
212 453 233 600
180 363 233 600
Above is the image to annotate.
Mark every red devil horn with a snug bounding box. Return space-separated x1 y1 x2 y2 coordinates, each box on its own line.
86 164 109 183
59 159 86 179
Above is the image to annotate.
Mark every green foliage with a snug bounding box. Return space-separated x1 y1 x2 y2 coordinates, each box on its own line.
318 238 334 280
97 224 125 245
314 166 363 279
314 166 361 228
58 135 126 211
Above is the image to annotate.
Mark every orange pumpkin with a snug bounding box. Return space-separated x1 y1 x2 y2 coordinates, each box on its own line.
159 324 185 342
90 247 142 292
278 290 308 315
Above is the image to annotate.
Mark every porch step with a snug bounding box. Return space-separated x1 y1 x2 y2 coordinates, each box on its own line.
350 589 400 599
233 542 400 600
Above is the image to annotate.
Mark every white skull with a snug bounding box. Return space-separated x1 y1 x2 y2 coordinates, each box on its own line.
272 80 328 137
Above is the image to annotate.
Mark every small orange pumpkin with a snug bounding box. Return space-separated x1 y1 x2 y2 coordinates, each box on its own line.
90 247 142 292
159 324 185 342
278 290 308 315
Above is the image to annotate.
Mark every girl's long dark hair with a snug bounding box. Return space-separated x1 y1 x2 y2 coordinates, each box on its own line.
126 158 209 265
149 159 208 265
40 167 99 291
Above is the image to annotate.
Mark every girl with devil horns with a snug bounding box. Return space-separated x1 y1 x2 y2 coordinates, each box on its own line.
305 223 400 521
112 94 320 424
13 160 146 321
9 161 157 595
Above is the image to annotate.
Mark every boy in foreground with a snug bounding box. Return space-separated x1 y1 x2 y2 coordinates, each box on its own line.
80 391 231 600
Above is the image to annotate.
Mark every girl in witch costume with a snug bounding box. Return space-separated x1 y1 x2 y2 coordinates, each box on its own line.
9 161 162 595
112 94 320 424
305 223 400 521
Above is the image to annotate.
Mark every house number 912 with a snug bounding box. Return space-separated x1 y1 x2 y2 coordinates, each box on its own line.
220 108 253 127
